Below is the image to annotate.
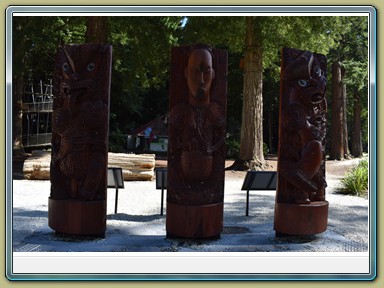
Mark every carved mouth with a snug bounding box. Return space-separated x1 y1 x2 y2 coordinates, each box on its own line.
71 79 96 91
70 88 88 102
195 86 206 99
311 93 324 104
70 79 96 102
314 115 324 124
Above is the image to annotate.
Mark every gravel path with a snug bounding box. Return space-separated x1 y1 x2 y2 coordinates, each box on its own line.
10 157 369 253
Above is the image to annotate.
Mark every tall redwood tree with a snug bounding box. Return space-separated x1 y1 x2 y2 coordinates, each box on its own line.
329 61 348 160
86 17 108 44
229 17 266 170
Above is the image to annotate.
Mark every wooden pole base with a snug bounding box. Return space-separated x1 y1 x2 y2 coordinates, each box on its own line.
48 198 106 237
166 202 223 239
274 201 328 236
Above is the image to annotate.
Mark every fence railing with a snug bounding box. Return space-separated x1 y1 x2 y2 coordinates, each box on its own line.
22 80 53 148
22 79 53 112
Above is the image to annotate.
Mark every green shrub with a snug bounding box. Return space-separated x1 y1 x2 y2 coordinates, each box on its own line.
109 129 127 153
226 137 240 159
263 142 269 157
339 158 368 197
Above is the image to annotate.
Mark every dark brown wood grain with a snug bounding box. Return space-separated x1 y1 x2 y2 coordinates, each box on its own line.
274 47 328 236
49 43 112 236
277 47 327 205
167 44 227 239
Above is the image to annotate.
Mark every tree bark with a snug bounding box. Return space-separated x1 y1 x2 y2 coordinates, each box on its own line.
268 109 273 155
329 61 345 160
13 20 26 156
85 17 108 44
228 17 265 171
13 75 25 156
351 92 363 157
341 66 350 157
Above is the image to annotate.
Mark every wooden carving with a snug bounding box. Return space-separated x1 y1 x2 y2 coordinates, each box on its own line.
274 47 328 236
167 44 227 239
49 43 112 236
278 48 327 204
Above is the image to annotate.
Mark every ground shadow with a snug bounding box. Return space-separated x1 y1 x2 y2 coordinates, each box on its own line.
107 213 164 222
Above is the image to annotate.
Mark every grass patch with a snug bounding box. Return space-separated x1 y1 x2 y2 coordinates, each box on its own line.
338 158 368 197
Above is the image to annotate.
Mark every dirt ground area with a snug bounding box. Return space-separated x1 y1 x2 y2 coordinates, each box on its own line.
156 154 362 181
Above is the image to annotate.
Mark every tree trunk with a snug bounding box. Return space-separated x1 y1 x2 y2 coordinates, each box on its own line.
228 17 265 171
13 20 26 156
329 61 345 160
351 92 363 157
13 75 25 156
85 17 108 44
341 66 350 158
268 109 273 155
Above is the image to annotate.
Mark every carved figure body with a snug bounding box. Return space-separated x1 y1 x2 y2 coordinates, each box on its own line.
168 44 226 205
166 44 227 239
278 49 327 204
51 43 111 201
171 102 225 182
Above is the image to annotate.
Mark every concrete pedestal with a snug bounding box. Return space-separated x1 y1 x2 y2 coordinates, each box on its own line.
48 198 106 237
274 201 328 236
166 202 223 239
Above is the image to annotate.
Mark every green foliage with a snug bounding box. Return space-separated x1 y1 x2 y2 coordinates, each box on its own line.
180 16 245 51
109 17 182 90
339 158 369 197
263 142 269 157
108 128 127 153
226 53 244 131
182 16 344 80
326 16 369 152
226 137 241 159
262 16 344 77
107 16 183 138
13 16 86 81
14 15 369 154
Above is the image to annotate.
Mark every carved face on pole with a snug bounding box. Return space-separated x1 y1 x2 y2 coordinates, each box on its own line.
283 51 326 110
185 48 215 106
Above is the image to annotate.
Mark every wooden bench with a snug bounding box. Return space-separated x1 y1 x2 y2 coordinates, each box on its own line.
241 171 277 216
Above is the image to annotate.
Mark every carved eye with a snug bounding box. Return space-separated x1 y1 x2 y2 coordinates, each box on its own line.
298 79 308 87
87 63 95 71
314 66 322 76
62 63 69 71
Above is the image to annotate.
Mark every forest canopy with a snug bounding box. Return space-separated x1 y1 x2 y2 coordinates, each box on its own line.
12 15 369 158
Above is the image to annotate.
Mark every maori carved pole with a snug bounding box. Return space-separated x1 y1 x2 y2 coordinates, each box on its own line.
167 44 227 239
49 43 112 237
274 47 328 236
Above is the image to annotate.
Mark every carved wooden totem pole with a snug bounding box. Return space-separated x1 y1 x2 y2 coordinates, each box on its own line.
49 43 112 237
167 44 227 239
274 47 328 236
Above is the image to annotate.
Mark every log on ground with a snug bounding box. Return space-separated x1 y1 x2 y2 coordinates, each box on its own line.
23 150 155 181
